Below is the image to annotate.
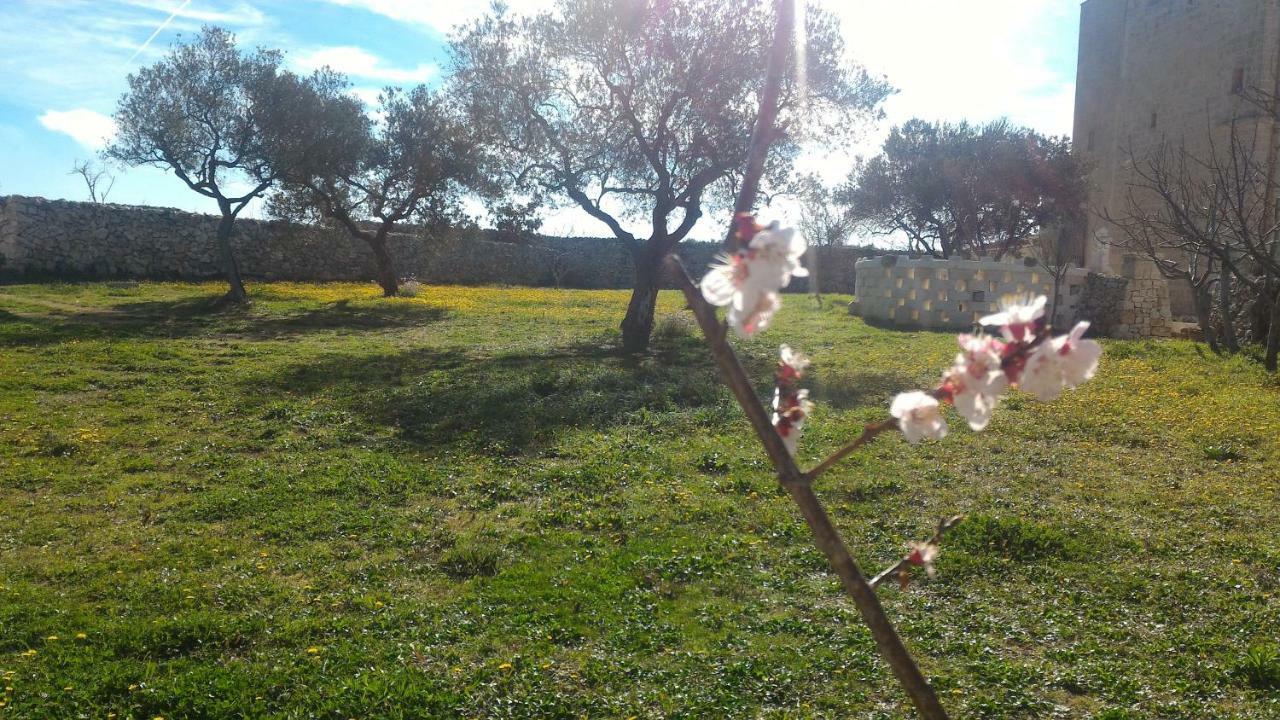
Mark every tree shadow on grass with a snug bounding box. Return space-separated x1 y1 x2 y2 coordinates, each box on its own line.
810 369 921 411
249 331 766 454
0 297 447 347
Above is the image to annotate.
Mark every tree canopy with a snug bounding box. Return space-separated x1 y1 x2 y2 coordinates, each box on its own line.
107 26 288 301
839 118 1087 261
450 0 891 351
266 72 478 296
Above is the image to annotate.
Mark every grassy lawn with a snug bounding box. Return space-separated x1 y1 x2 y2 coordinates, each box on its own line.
0 281 1277 719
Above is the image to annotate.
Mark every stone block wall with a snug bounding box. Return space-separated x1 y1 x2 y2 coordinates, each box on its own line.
851 253 1175 338
0 195 866 293
853 255 1091 330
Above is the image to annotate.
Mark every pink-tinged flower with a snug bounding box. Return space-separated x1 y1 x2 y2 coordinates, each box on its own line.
979 295 1047 342
906 541 939 578
731 291 781 338
748 224 808 284
1019 321 1102 402
1056 321 1102 387
947 334 1009 431
700 222 807 338
772 387 813 456
889 391 948 444
778 343 810 377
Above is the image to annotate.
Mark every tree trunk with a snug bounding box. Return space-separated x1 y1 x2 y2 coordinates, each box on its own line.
1219 267 1240 353
366 224 398 297
1192 286 1220 354
807 245 822 307
215 205 247 303
621 245 661 353
1266 286 1280 372
1049 271 1063 328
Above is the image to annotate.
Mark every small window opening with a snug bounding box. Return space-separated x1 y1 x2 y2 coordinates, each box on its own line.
1150 111 1158 129
1232 68 1245 94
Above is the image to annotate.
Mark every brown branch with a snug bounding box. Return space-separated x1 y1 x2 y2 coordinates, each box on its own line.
869 515 966 590
803 418 897 482
665 255 950 720
724 0 794 250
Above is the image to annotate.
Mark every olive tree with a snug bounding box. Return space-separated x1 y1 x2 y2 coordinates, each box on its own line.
107 27 286 302
450 0 890 352
840 119 1087 261
265 70 476 297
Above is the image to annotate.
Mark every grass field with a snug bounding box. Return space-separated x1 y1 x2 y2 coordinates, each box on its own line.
0 281 1277 719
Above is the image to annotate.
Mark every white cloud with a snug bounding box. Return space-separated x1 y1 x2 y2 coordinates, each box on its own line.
122 0 266 28
38 109 117 150
293 46 437 83
319 0 554 35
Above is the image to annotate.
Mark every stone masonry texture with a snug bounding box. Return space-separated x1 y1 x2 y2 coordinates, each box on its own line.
0 195 870 293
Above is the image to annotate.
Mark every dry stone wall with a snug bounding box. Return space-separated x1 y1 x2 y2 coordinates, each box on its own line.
0 195 867 293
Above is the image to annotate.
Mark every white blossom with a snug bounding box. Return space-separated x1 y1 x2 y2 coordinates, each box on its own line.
1057 321 1102 387
907 541 939 578
889 391 948 444
979 294 1047 342
948 334 1009 431
779 344 810 375
699 223 807 338
1020 321 1102 401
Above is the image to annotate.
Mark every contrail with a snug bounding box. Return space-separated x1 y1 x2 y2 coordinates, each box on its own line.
126 0 194 65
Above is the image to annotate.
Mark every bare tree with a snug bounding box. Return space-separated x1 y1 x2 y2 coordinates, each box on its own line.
450 0 891 352
70 160 115 204
1029 225 1082 329
1101 120 1280 367
107 27 287 303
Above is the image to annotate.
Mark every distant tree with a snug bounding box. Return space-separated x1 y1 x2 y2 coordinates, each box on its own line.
839 119 1088 260
490 194 545 244
794 174 853 247
450 0 891 352
265 70 476 297
70 160 115 204
792 174 855 305
106 27 286 303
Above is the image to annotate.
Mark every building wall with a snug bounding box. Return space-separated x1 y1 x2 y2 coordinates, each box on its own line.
0 195 868 293
1073 0 1280 321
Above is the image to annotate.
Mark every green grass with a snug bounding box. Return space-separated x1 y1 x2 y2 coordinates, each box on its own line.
0 281 1277 719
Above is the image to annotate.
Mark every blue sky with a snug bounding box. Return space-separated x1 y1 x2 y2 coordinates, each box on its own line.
0 0 1082 239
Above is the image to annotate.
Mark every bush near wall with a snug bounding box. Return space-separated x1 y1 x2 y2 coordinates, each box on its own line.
0 195 871 292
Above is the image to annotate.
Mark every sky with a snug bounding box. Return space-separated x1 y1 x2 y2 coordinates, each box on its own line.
0 0 1082 240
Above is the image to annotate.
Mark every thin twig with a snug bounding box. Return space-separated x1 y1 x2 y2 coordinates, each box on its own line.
803 418 897 482
665 256 950 720
869 515 966 589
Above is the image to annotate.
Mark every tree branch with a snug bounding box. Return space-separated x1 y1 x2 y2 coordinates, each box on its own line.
665 254 949 720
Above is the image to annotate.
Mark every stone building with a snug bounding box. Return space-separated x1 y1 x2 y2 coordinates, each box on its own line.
1073 0 1280 322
